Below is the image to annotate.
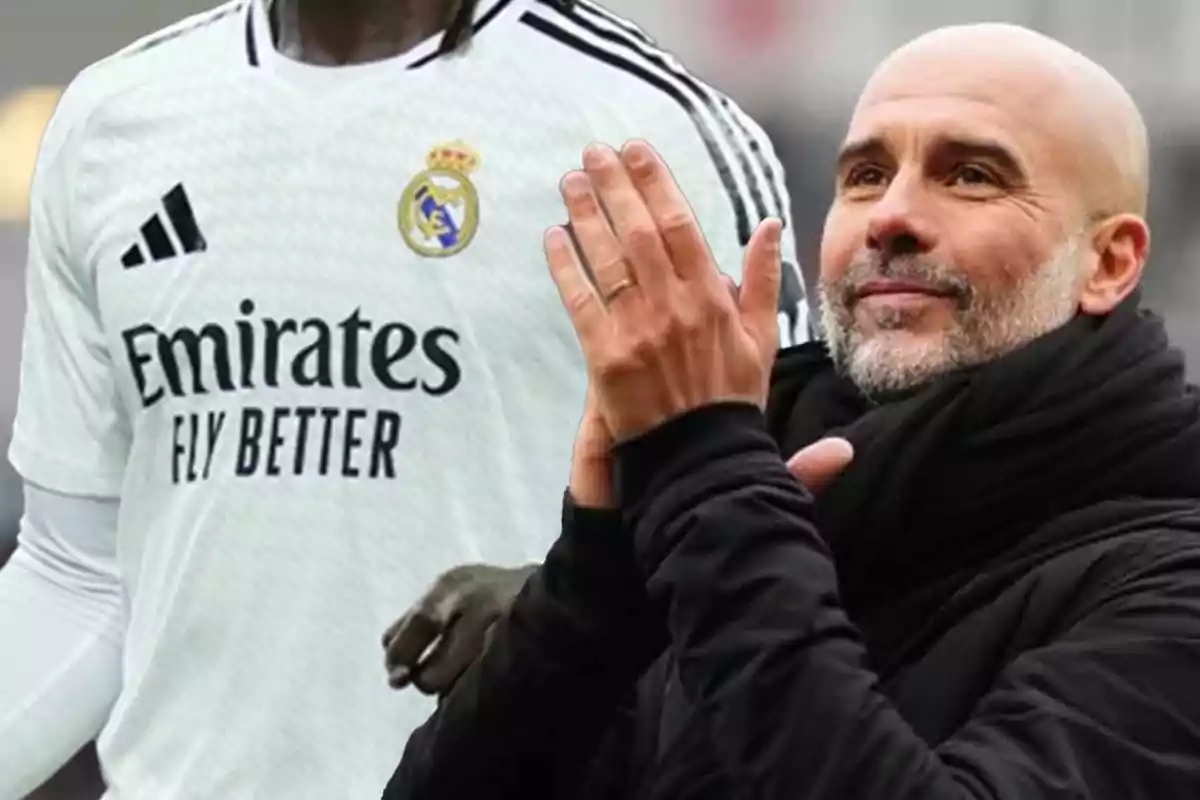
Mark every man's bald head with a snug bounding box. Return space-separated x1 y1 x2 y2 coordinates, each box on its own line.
859 23 1148 217
819 24 1152 395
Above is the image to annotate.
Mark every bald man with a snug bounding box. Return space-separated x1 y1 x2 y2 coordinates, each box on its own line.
383 24 1200 800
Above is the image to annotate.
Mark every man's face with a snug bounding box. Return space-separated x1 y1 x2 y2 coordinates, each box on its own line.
819 55 1090 395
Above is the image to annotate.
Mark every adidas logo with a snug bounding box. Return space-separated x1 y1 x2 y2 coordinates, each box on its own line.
121 183 207 268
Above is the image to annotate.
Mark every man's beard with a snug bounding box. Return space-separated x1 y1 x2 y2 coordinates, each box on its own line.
819 236 1087 396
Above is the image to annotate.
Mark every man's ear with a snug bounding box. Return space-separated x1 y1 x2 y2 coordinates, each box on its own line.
1078 214 1150 315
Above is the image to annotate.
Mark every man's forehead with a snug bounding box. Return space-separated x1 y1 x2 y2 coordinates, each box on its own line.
857 50 1063 121
861 24 1077 100
844 59 1072 165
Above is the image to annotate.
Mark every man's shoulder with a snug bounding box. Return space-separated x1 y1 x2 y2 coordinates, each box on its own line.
51 1 247 138
1059 510 1200 640
515 0 772 145
1108 508 1200 579
107 0 246 65
512 2 789 253
1034 500 1200 605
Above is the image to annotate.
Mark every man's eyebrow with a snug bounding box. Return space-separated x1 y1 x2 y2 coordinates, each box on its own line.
929 135 1027 177
835 137 889 173
835 134 1029 179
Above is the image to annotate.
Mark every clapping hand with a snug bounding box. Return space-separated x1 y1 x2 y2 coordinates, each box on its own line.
546 141 783 441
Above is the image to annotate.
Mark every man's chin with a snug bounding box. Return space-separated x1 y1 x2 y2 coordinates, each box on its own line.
842 330 958 397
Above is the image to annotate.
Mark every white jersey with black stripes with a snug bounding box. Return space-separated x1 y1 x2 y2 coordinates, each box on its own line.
4 1 809 797
525 0 809 342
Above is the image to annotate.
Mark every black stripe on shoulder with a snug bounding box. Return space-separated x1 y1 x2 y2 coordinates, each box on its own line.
532 4 781 244
713 94 787 226
520 10 754 245
571 2 786 231
571 2 785 227
121 2 246 60
571 0 648 41
245 3 259 66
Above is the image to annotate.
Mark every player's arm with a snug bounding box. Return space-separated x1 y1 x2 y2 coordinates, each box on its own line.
382 495 662 800
0 487 124 798
0 80 129 798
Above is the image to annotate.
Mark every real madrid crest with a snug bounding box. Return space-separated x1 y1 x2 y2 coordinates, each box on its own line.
398 140 481 258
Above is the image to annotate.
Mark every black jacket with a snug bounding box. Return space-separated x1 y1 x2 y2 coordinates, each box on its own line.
385 300 1200 799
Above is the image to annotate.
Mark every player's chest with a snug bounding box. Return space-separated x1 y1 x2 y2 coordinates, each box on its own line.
79 99 599 418
84 103 589 316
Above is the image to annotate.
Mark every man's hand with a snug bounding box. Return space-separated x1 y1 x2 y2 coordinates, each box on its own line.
381 563 537 695
546 141 782 441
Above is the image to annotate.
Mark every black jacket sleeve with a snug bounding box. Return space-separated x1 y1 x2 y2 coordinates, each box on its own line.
615 403 1200 800
382 494 664 800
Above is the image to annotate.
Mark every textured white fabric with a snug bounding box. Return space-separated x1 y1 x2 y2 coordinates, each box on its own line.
0 485 123 800
6 1 806 797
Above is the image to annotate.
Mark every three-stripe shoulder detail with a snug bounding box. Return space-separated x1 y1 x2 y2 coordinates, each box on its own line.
116 0 247 59
523 0 787 246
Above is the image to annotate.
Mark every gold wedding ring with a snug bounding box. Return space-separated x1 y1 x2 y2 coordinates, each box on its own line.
603 277 637 305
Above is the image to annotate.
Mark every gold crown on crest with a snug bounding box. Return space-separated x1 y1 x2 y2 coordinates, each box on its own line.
426 141 481 175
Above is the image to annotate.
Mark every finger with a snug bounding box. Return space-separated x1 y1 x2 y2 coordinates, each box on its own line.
384 610 447 689
787 437 854 494
740 218 784 356
559 170 633 306
583 142 674 301
410 612 495 696
621 140 715 284
545 225 608 349
381 614 406 649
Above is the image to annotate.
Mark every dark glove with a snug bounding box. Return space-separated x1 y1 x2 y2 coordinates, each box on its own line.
382 563 539 696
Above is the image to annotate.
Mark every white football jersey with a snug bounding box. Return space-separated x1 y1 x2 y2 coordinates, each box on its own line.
9 0 807 797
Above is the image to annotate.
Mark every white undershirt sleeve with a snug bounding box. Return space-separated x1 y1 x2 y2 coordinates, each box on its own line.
0 73 131 799
0 483 124 800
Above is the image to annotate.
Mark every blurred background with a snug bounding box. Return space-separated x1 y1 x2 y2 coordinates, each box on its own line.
2 1 1197 797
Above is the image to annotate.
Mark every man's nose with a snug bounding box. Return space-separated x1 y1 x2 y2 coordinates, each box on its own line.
865 176 938 258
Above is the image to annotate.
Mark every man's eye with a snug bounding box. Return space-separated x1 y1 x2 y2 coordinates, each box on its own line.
845 165 887 187
950 164 998 187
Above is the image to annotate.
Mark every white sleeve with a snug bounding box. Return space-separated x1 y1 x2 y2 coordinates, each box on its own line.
642 96 813 349
0 78 128 798
8 78 131 497
0 483 124 800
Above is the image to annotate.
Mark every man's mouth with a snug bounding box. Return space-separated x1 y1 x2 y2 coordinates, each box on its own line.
852 280 959 304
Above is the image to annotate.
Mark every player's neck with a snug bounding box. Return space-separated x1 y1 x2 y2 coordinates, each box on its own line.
275 0 460 65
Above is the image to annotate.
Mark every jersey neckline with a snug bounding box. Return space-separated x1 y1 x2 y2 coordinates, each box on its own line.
243 0 523 79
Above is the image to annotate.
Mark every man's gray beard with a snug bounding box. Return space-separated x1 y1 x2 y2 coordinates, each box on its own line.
819 236 1086 396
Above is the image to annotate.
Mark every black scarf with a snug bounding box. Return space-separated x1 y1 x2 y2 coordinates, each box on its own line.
766 293 1200 639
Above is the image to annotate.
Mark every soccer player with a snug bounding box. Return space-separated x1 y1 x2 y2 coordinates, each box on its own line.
0 0 806 797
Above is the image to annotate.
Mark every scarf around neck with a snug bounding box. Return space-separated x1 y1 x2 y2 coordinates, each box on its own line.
766 293 1200 620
